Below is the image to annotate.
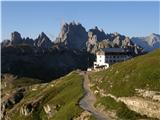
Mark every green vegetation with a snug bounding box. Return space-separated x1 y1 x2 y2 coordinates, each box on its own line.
12 77 42 88
96 96 158 120
89 49 160 119
95 96 122 110
90 49 160 97
8 71 85 120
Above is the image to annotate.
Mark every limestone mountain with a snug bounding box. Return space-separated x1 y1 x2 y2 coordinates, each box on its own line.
86 27 140 54
11 31 23 45
34 32 53 49
55 22 88 51
1 31 53 49
131 33 160 51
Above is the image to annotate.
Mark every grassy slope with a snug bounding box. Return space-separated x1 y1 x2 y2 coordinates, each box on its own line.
89 49 160 119
90 49 160 97
8 72 84 120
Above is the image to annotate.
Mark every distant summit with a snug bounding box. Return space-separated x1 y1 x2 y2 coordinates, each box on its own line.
131 33 160 52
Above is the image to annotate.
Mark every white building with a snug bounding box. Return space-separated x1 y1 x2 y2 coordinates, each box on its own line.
94 48 132 70
93 49 109 70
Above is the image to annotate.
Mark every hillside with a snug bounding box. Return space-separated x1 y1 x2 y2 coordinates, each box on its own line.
1 72 95 120
89 49 160 119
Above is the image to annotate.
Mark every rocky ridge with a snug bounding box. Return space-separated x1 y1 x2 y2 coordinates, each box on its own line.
2 21 144 54
131 33 160 51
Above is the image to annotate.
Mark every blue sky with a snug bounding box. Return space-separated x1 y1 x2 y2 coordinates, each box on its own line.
1 1 160 41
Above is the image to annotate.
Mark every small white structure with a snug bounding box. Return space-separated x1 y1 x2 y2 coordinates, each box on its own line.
94 48 132 70
94 49 109 70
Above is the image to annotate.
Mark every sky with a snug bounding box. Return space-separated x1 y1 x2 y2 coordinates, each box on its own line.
1 1 160 41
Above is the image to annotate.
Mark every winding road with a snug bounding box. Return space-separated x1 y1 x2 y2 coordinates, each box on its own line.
79 71 109 120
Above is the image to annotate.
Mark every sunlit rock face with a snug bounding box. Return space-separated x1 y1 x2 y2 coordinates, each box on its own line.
55 22 88 51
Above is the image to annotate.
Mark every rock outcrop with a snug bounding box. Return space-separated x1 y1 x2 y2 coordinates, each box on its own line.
1 39 11 48
119 97 160 119
34 32 53 48
88 26 107 41
11 31 23 45
1 88 25 119
86 28 140 54
55 22 88 50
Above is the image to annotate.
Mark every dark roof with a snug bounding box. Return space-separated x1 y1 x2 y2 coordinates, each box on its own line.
102 48 126 53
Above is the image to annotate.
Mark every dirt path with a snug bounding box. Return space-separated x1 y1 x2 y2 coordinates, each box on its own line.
79 71 109 120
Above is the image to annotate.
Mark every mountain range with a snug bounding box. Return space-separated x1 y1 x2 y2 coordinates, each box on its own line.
131 33 160 52
1 21 160 81
2 22 160 53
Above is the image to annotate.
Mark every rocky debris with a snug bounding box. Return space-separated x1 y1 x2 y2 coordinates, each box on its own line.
119 97 160 119
1 88 25 119
20 96 43 116
43 104 58 118
107 94 160 119
34 32 52 49
93 85 160 119
1 74 17 90
55 22 88 50
136 89 160 102
73 111 91 120
96 104 117 120
11 31 23 45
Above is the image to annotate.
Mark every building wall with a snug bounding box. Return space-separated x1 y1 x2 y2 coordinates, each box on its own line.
96 54 106 65
105 54 131 64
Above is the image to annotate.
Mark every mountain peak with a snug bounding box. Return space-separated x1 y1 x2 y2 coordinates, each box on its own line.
11 31 23 45
55 22 87 50
34 32 52 48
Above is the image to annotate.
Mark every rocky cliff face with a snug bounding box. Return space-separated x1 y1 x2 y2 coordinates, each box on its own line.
2 31 53 49
34 32 53 49
11 31 23 45
86 28 139 54
55 22 88 51
2 22 144 54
